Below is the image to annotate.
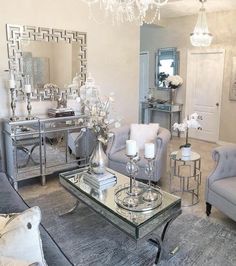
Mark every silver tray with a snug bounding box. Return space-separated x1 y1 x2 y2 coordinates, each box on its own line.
114 184 162 212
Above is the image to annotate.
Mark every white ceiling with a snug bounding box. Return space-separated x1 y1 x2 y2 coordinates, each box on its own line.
161 0 236 18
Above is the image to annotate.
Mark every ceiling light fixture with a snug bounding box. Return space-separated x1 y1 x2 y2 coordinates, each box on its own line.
190 0 213 47
83 0 169 25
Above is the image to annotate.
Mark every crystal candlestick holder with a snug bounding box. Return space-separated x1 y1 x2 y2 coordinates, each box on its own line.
10 87 18 121
26 92 33 120
122 154 139 208
143 158 158 202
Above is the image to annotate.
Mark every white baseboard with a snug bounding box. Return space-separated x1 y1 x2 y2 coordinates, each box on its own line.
217 140 236 146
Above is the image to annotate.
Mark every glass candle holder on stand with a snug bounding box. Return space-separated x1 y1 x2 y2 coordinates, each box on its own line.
143 158 159 202
24 75 33 120
122 154 139 208
7 70 18 121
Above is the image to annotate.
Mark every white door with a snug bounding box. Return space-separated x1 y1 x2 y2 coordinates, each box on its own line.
186 49 225 142
139 52 149 122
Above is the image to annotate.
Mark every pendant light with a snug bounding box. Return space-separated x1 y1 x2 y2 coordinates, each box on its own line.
190 0 213 47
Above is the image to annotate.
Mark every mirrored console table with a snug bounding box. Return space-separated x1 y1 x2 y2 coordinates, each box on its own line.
3 115 88 190
141 101 183 137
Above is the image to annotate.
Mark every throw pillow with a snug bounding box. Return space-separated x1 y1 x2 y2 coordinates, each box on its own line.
0 207 47 266
130 123 159 150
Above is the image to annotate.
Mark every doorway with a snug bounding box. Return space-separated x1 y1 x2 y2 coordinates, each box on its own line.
186 49 225 142
139 51 149 122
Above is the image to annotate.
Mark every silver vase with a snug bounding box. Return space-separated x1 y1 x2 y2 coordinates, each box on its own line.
89 140 108 174
169 88 177 104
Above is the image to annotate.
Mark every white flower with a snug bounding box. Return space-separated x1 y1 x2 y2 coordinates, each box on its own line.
173 122 187 132
190 112 198 120
166 75 183 87
100 111 106 117
109 96 115 102
114 122 121 128
108 132 114 138
173 113 202 132
187 119 201 129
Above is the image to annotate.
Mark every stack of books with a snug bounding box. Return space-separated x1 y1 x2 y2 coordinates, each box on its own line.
82 170 117 190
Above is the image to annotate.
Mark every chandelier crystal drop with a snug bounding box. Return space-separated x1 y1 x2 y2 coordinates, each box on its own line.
83 0 169 25
190 0 213 47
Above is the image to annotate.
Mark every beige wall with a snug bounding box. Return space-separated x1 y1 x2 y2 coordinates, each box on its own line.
140 10 236 143
0 0 139 121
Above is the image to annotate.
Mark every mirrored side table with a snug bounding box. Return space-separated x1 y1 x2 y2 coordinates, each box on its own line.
169 150 201 207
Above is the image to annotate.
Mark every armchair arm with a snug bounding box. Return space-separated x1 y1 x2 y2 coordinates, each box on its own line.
207 145 236 185
106 125 130 157
155 127 171 160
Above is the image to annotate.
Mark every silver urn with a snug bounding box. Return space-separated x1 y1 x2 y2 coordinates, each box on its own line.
89 140 108 174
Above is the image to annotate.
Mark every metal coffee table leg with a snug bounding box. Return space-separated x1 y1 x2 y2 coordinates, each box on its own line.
149 216 179 265
59 200 80 217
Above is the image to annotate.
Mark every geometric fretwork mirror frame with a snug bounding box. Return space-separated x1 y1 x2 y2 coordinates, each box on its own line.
6 24 87 101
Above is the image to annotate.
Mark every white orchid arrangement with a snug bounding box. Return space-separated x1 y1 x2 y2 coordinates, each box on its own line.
77 92 121 144
166 75 183 89
173 113 202 148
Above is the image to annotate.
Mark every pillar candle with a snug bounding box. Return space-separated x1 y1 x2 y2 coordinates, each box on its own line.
126 140 137 156
145 143 155 159
25 84 31 94
8 79 16 89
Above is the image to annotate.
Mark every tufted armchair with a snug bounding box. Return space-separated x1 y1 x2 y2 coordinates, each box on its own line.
205 145 236 221
106 125 171 182
67 129 97 161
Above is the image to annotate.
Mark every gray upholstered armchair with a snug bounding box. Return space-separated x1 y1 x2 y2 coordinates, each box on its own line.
106 125 171 182
205 145 236 221
68 129 97 161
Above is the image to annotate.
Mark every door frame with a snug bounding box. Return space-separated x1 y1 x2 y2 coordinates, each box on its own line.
139 50 150 100
185 48 225 143
139 51 149 122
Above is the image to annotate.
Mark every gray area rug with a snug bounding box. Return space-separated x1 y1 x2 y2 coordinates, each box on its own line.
26 189 236 266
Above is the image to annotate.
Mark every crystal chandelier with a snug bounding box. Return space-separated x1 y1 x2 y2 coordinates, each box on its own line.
83 0 169 25
190 0 213 47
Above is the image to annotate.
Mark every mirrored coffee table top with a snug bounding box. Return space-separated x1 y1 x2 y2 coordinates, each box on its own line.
59 168 181 229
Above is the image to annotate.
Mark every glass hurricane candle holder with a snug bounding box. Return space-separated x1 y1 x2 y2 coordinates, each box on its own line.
143 158 159 202
122 154 139 208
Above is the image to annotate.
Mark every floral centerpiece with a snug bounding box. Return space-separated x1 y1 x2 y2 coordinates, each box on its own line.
166 75 183 104
173 113 202 156
77 75 121 174
82 93 121 144
166 75 183 89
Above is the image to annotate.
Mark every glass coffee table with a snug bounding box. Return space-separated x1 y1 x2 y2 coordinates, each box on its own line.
59 167 181 265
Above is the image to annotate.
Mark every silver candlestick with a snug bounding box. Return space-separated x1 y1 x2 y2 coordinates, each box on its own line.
122 154 139 208
26 92 33 120
10 87 18 121
143 158 158 202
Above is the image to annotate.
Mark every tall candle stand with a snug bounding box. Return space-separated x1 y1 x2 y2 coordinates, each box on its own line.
24 75 33 120
122 154 139 207
143 158 159 202
7 69 18 121
10 87 18 121
26 92 33 120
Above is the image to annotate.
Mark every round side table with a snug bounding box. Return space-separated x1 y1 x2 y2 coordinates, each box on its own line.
169 150 201 207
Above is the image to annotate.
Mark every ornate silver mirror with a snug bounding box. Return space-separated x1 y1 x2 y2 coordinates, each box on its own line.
155 47 179 88
6 24 87 101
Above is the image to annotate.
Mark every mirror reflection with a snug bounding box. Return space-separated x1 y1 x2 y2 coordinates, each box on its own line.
155 47 179 87
22 41 81 90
